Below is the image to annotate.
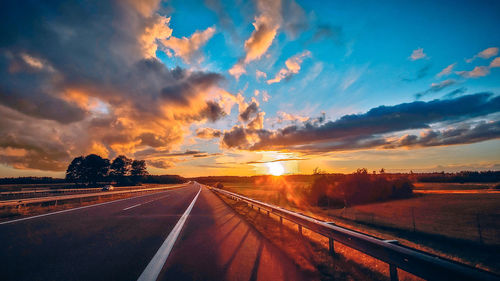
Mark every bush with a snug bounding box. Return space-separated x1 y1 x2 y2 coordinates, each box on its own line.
308 168 414 207
215 182 224 189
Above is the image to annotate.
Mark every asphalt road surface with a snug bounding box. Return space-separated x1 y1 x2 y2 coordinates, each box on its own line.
0 182 311 281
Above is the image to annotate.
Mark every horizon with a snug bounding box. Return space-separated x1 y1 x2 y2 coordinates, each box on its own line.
1 0 499 178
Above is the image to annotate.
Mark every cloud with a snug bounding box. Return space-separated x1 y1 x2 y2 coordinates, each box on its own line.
277 111 310 123
389 121 500 149
267 50 311 84
262 90 271 102
248 112 265 130
204 0 237 39
457 66 490 78
456 56 500 78
490 57 500 68
309 24 343 45
415 79 457 99
222 93 500 152
402 64 432 82
239 101 259 122
229 0 282 78
196 128 222 139
410 48 427 60
442 87 467 99
147 159 175 169
436 63 456 78
0 0 234 171
282 0 308 39
256 70 267 80
161 26 216 63
466 47 499 63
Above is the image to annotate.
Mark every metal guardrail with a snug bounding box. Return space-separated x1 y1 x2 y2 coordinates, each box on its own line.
0 184 186 208
210 187 500 281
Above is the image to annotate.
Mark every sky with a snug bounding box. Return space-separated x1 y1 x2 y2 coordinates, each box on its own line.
0 0 499 177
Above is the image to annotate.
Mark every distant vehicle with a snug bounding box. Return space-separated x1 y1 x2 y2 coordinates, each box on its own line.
102 185 114 191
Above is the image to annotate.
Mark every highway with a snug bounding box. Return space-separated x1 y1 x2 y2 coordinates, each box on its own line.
0 182 312 281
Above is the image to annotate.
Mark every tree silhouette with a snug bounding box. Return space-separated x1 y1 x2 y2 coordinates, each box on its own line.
131 160 148 183
82 154 110 186
65 154 110 186
66 156 85 184
110 155 132 185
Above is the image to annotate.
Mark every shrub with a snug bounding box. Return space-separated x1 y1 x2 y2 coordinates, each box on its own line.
308 168 414 207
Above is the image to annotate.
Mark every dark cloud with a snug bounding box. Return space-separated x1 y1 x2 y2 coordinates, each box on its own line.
200 101 227 122
246 158 305 164
196 128 222 139
222 93 500 152
310 24 343 45
204 0 237 39
239 102 259 122
415 79 457 99
402 64 432 82
388 121 500 148
443 87 467 99
0 0 231 171
282 0 309 39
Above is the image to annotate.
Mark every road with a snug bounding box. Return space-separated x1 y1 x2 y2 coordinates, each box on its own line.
0 182 311 281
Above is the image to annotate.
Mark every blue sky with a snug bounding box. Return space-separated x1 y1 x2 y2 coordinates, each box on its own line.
0 0 499 177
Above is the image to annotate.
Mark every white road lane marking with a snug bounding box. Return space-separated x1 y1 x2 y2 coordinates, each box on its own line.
0 186 188 225
123 204 142 211
137 187 202 281
122 195 170 211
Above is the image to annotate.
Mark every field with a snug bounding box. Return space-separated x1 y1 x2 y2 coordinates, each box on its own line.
220 179 500 274
413 182 498 190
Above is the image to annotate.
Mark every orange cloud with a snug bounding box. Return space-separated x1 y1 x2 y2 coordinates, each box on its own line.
229 0 282 78
162 26 216 63
267 50 311 84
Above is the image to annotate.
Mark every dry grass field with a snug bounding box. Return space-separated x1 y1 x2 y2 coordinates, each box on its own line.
220 179 500 274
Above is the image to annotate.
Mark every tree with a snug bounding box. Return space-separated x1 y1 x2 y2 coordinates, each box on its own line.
131 160 148 184
110 155 132 185
82 154 110 186
66 156 85 184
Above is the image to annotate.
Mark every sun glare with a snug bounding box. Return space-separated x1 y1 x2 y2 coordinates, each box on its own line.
265 162 285 176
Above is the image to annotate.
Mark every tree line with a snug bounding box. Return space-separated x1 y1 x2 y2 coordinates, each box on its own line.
65 154 148 187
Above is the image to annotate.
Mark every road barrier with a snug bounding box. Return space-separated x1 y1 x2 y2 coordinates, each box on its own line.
210 187 499 281
0 184 186 208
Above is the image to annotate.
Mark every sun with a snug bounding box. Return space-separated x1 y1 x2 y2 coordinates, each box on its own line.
265 162 285 176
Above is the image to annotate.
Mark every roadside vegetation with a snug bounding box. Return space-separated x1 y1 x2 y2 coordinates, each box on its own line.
203 169 500 275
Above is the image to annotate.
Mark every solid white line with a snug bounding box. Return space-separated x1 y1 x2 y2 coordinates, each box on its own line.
0 186 186 225
137 188 202 281
123 204 142 211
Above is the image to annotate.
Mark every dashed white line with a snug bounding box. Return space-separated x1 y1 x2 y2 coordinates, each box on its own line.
0 186 186 225
122 195 170 211
137 188 202 281
123 204 142 211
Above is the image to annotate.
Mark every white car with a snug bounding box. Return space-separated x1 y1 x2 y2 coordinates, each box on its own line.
102 185 114 191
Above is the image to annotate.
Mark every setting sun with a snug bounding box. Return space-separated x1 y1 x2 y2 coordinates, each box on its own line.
265 162 285 176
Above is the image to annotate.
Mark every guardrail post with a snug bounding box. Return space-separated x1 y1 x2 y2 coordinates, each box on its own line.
389 264 398 281
280 217 283 224
329 238 335 256
298 225 302 236
266 210 270 216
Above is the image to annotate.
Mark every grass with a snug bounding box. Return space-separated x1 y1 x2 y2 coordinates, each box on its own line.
215 192 414 281
220 180 500 275
413 182 497 190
